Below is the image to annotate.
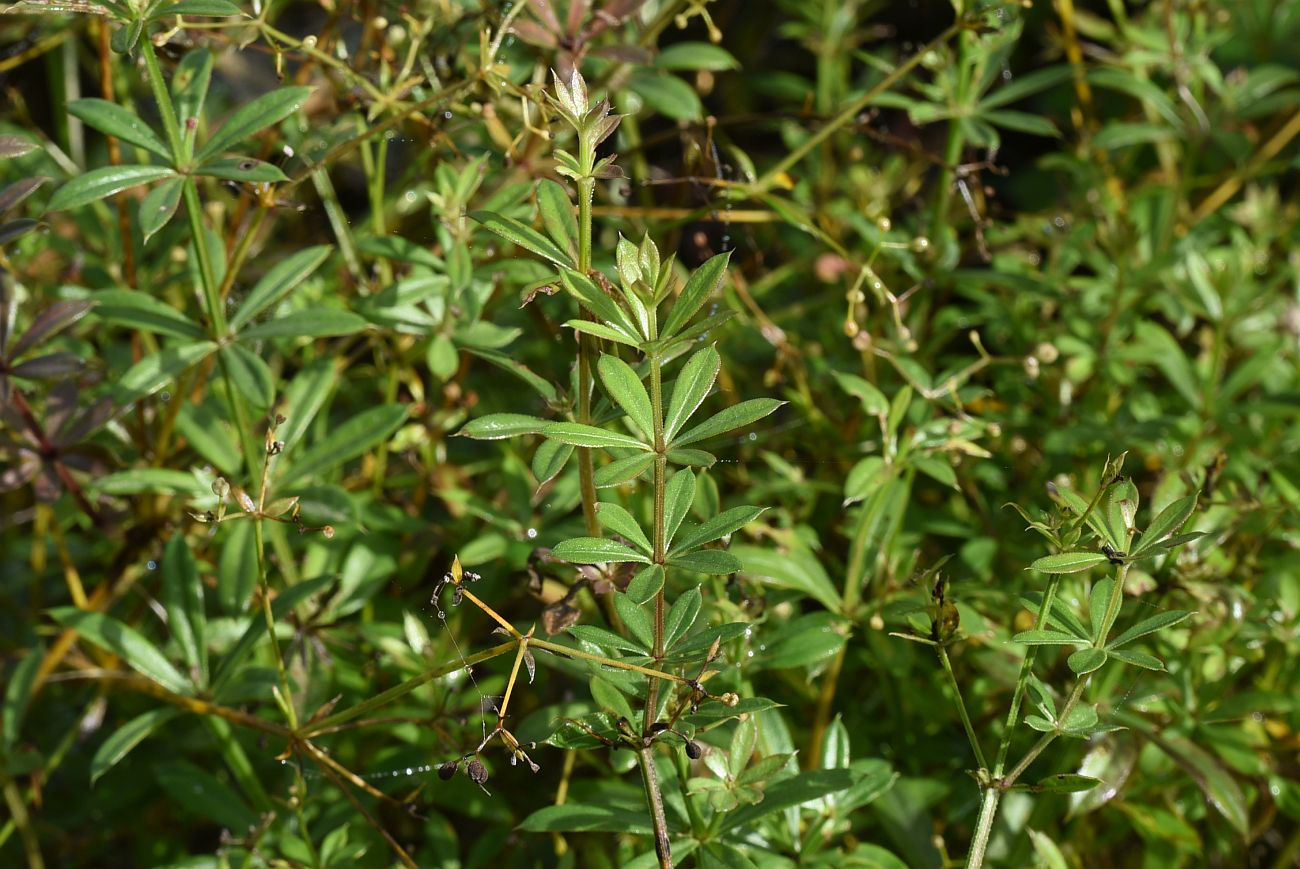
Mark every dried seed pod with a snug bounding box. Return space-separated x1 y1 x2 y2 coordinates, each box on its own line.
437 760 457 780
467 759 489 786
685 740 703 760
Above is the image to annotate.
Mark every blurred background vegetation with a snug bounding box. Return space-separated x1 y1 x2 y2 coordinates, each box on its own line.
2 0 1300 867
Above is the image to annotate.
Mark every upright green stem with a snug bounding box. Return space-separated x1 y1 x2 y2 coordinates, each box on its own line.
938 645 988 771
576 174 600 536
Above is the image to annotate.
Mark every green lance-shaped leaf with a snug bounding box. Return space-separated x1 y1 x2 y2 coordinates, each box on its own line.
3 651 41 752
115 341 217 405
171 48 213 136
196 157 289 184
664 586 702 649
625 565 665 604
1029 551 1110 574
1089 577 1116 643
671 505 766 554
671 398 784 448
277 403 409 488
1012 629 1089 646
536 179 578 261
151 0 243 18
596 354 654 441
139 176 183 242
1132 493 1199 556
1067 648 1108 676
230 245 333 331
161 535 207 685
543 422 651 451
48 608 190 694
237 309 367 341
666 549 742 574
661 251 731 339
1032 774 1102 794
593 453 655 487
67 98 169 160
93 288 204 340
221 343 274 410
197 86 313 163
613 594 654 649
1107 610 1194 650
663 469 696 549
594 502 651 554
566 625 651 656
532 438 573 485
560 269 642 340
46 165 176 212
471 209 572 267
663 346 720 443
565 318 641 348
831 371 889 416
1108 649 1164 670
551 537 651 565
90 708 180 784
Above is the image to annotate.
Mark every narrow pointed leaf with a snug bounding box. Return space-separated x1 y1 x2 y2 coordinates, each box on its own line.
666 549 742 574
1089 577 1115 643
543 422 650 451
663 470 696 548
1107 610 1194 650
46 165 176 212
220 343 274 409
1133 494 1199 556
595 502 651 553
536 179 577 260
3 651 40 751
664 346 720 442
661 251 730 338
196 157 289 183
48 608 190 694
664 586 702 649
9 299 96 359
0 177 46 215
597 354 654 440
1108 649 1164 670
238 309 366 340
197 86 312 162
625 565 664 604
90 708 181 785
115 341 216 404
593 453 655 487
551 537 650 565
471 209 571 266
560 269 641 338
161 535 207 684
139 176 183 242
671 505 765 554
531 438 573 485
152 0 242 17
613 594 654 649
458 413 548 440
1033 774 1102 794
1012 629 1088 646
230 246 333 331
565 319 642 347
565 625 650 655
93 289 204 339
1029 552 1110 574
1067 648 1108 675
671 398 783 448
68 99 169 159
277 404 408 487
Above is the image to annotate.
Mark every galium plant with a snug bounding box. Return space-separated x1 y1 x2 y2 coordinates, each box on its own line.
457 68 796 868
896 453 1203 868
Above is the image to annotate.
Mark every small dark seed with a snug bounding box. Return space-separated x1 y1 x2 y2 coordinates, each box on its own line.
685 740 702 760
467 759 489 785
437 760 457 780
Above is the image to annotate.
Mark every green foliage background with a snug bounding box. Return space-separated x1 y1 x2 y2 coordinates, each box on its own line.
2 1 1299 867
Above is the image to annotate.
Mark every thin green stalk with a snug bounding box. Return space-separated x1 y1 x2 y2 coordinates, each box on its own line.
576 174 600 536
638 746 673 869
938 645 988 771
1 775 43 869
